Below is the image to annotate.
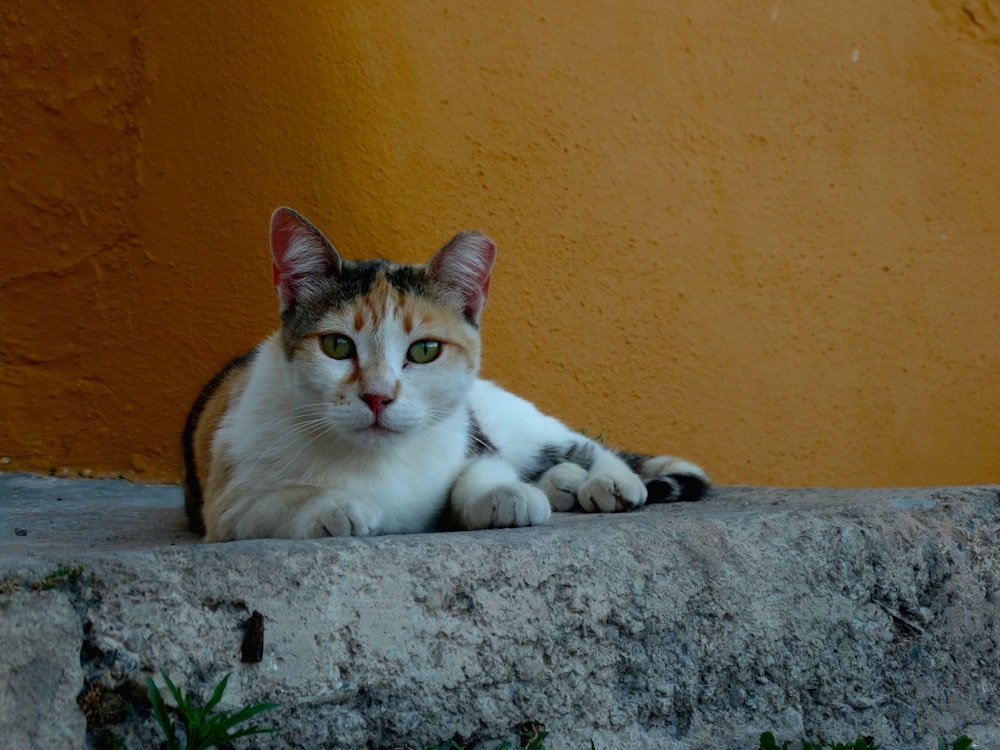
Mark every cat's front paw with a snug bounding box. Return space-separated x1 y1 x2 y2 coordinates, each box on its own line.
577 469 647 513
637 456 710 503
461 483 551 530
311 495 383 537
536 462 588 511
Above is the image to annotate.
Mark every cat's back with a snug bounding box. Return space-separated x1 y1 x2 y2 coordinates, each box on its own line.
182 349 257 535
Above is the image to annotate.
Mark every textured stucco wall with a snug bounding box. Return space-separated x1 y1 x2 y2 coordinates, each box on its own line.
2 1 998 485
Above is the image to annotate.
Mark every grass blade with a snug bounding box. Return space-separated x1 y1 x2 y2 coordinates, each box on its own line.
147 676 178 750
147 669 282 750
203 673 230 713
160 670 185 709
221 722 281 741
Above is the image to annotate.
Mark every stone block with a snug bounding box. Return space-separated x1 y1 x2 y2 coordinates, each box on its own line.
1 474 998 749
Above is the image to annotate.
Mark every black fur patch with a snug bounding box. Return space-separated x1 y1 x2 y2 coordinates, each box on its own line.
644 472 709 503
521 440 598 482
385 264 433 297
667 473 710 502
644 477 682 503
614 450 649 473
466 412 498 457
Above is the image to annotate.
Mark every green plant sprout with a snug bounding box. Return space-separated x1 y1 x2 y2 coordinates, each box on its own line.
804 738 880 750
147 670 278 750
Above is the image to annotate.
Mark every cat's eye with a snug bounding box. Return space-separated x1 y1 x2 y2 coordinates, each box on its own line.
407 339 441 364
320 334 356 360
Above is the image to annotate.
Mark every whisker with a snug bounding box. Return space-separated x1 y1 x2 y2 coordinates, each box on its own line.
226 402 343 487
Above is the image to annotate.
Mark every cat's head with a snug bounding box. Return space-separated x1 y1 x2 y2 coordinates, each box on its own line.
268 207 495 447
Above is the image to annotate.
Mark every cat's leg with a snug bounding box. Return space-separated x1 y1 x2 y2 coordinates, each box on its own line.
530 440 709 513
450 456 552 530
536 449 647 513
208 485 384 540
468 379 707 514
574 445 650 513
536 462 588 511
617 453 711 503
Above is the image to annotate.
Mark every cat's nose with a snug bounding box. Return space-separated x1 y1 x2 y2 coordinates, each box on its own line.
360 392 394 417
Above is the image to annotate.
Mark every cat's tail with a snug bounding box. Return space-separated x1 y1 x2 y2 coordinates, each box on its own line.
616 452 711 503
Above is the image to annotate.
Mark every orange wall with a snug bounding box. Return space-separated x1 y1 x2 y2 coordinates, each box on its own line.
2 1 999 486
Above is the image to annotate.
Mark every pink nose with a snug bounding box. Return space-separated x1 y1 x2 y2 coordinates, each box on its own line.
361 393 394 417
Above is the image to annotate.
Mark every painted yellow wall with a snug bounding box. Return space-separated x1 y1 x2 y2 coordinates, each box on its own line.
2 1 998 486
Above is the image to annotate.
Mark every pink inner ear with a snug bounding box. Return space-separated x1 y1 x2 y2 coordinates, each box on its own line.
428 231 497 323
269 207 339 310
272 261 284 296
468 270 493 320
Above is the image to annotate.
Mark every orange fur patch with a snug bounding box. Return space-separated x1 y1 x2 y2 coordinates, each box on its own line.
187 360 252 530
400 296 480 373
358 272 406 329
344 362 363 385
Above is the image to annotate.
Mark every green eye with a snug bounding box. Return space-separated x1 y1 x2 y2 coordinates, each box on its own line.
407 339 441 364
320 334 355 360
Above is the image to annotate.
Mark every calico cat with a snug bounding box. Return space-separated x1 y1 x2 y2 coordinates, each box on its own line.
182 208 709 541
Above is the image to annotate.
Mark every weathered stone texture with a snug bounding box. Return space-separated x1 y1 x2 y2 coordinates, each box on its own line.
0 591 86 749
1 474 998 749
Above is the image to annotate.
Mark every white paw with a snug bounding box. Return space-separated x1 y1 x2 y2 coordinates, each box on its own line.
311 496 382 537
577 469 648 513
462 483 552 530
536 462 589 511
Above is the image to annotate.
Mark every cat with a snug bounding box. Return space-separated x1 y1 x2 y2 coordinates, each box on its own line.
182 207 709 541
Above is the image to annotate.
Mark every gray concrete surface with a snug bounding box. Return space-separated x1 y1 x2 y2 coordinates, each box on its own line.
1 472 998 750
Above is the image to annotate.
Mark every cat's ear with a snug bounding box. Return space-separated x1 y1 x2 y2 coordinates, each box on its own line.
427 230 496 324
270 207 342 311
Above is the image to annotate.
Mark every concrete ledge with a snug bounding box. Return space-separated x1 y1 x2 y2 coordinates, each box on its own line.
1 473 998 749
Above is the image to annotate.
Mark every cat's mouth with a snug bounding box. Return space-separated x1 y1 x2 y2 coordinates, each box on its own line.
360 421 402 439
